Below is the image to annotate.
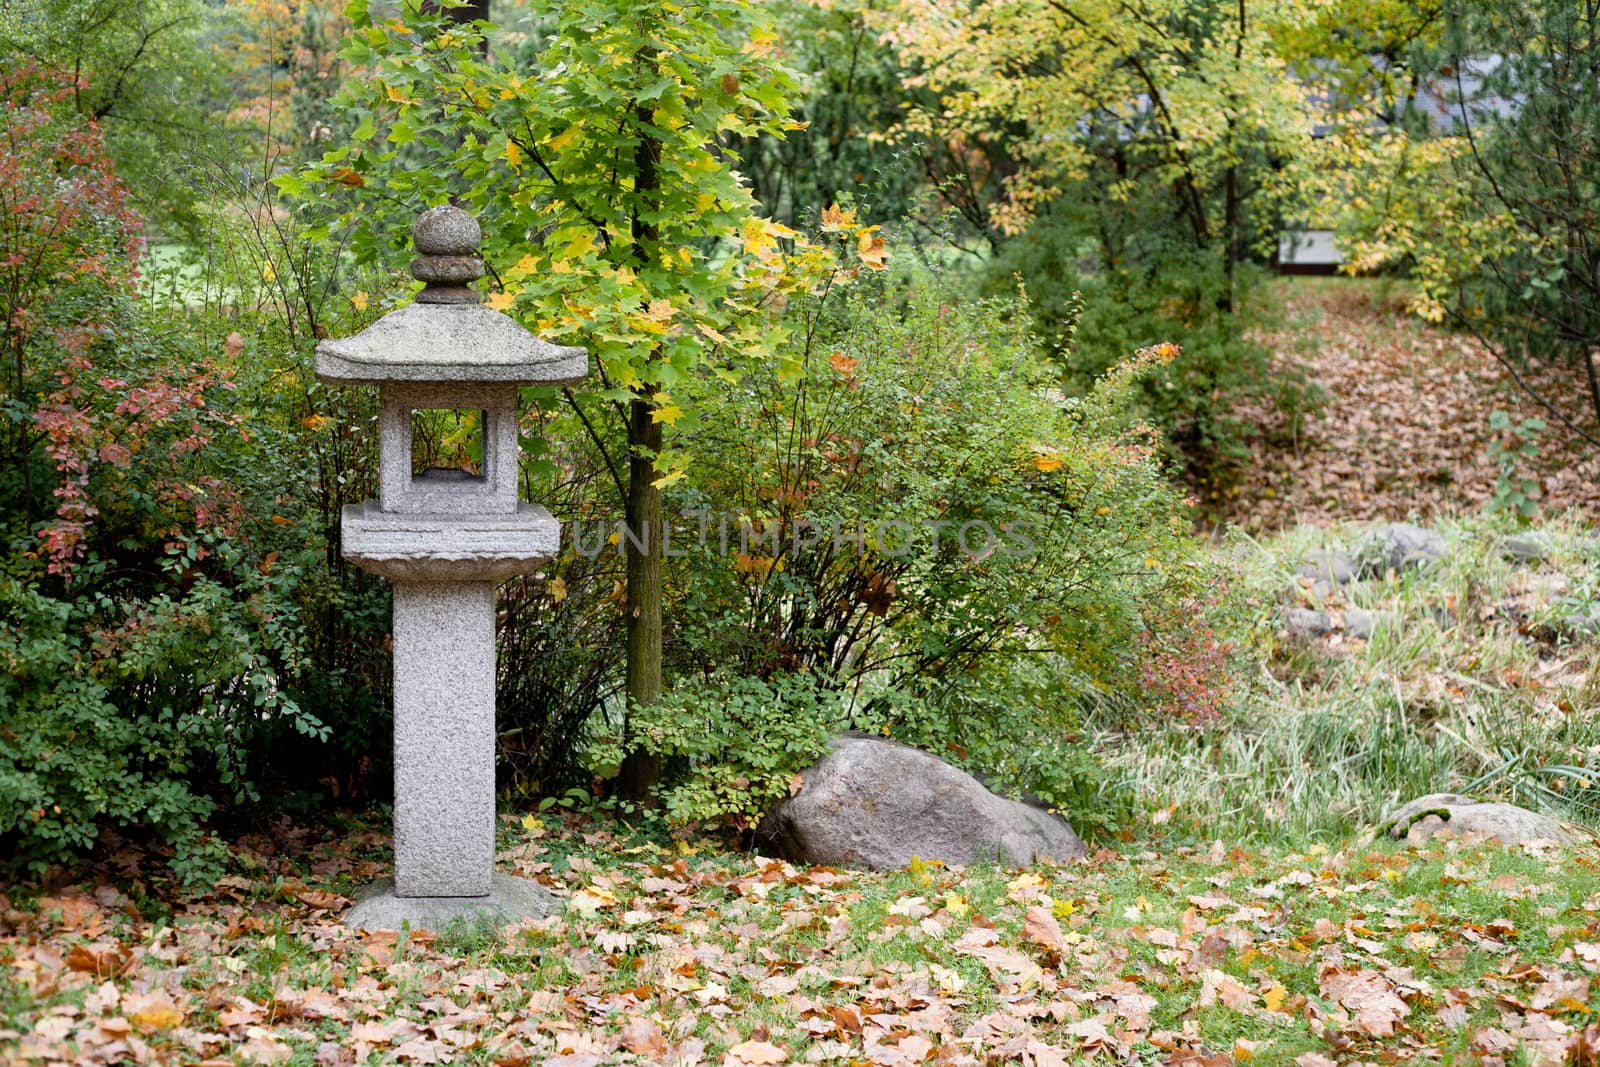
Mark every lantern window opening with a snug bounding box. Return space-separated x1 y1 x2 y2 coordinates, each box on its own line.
410 407 488 481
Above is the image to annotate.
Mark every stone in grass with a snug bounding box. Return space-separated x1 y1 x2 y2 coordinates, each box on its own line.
756 734 1086 870
1358 523 1448 578
1283 608 1333 638
1384 793 1584 847
1559 611 1600 642
1344 608 1399 640
1283 607 1395 640
1501 534 1552 564
1297 549 1356 586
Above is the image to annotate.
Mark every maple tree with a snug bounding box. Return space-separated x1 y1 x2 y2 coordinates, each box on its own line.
883 0 1315 282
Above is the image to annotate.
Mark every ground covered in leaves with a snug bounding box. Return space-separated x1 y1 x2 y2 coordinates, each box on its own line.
1221 279 1600 531
6 816 1600 1067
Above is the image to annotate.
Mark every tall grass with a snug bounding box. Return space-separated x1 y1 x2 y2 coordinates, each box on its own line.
1089 513 1600 844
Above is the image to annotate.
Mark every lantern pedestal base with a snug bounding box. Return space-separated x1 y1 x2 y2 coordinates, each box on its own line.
344 874 557 932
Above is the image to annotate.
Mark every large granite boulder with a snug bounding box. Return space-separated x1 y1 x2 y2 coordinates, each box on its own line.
756 735 1087 869
1384 793 1583 846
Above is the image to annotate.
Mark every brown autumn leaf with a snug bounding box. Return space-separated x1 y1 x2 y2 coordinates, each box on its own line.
218 998 267 1028
38 893 102 930
620 1018 668 1058
726 1038 788 1064
1319 967 1410 1037
65 940 129 976
1023 904 1069 960
1198 969 1258 1012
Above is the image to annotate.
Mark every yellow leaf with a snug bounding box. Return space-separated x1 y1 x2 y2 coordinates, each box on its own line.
1032 452 1063 472
486 291 516 312
548 124 582 154
520 813 543 831
384 83 411 104
350 290 368 312
506 138 524 171
652 403 684 426
547 576 567 603
1263 982 1287 1012
127 991 184 1031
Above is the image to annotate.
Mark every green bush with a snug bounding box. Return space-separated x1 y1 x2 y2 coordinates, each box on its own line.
0 66 393 876
591 269 1219 828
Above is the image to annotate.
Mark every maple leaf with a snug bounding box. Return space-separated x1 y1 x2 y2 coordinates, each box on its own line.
486 291 516 312
820 204 855 232
1197 969 1257 1012
620 1018 667 1058
65 940 129 977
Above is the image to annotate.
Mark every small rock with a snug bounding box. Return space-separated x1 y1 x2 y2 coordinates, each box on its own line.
1559 612 1600 641
1384 793 1582 846
1501 534 1550 564
756 735 1086 869
1298 549 1356 586
1283 608 1332 638
1359 523 1447 577
1345 608 1398 639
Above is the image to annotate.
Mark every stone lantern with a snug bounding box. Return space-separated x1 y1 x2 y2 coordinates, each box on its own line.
315 206 586 930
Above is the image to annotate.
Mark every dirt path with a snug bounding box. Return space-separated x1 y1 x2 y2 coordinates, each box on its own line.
1217 279 1600 531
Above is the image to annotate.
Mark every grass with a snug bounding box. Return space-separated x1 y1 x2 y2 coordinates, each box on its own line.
1088 511 1600 845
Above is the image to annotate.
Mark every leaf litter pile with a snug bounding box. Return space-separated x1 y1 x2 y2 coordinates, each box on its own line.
6 816 1600 1066
1221 280 1600 531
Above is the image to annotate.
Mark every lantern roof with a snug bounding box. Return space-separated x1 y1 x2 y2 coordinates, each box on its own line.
314 205 587 386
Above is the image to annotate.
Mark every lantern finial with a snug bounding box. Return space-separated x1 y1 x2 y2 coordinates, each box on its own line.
411 205 484 304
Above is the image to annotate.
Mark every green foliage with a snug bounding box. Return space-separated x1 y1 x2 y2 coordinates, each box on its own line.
0 0 245 237
597 266 1220 826
1485 410 1545 523
588 671 863 825
0 545 328 879
731 0 923 228
0 64 392 874
1432 3 1600 437
985 217 1313 487
296 0 799 431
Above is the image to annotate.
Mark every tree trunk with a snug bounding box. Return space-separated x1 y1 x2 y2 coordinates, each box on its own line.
618 392 664 803
617 81 666 805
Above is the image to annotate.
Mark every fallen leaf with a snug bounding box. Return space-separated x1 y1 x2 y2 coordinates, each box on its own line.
726 1039 787 1064
125 989 185 1030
